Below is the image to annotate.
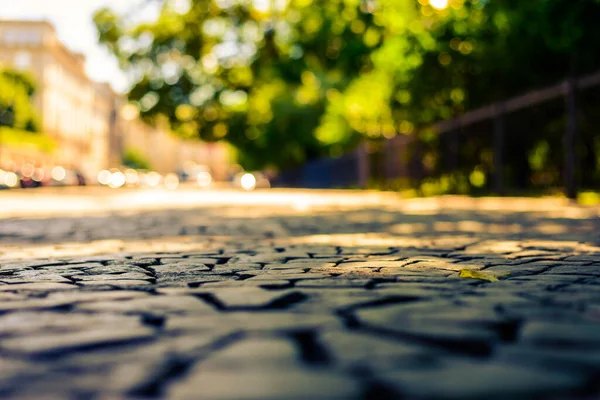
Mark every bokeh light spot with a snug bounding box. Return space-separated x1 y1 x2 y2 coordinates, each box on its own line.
98 170 112 185
164 173 180 190
52 166 66 181
110 171 126 188
4 172 18 187
240 173 257 191
470 169 486 188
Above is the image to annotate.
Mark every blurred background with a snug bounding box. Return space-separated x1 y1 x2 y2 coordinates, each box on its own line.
0 0 599 198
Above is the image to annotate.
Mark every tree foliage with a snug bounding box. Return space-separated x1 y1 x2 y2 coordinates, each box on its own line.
94 0 600 172
122 147 152 170
0 68 41 132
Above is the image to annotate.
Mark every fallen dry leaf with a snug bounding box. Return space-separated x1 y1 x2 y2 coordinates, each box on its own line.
458 269 508 282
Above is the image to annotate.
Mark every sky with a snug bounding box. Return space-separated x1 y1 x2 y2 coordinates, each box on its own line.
0 0 161 92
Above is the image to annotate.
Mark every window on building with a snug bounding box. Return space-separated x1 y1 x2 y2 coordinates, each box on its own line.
14 51 32 70
3 29 42 46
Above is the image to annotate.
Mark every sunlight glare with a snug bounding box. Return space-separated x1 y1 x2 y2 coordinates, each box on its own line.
430 0 449 10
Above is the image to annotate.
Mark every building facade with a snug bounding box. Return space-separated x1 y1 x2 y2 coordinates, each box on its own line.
120 116 230 180
0 20 230 181
0 20 120 177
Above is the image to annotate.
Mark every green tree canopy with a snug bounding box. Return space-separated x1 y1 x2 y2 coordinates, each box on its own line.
122 147 152 170
0 68 41 132
94 0 600 171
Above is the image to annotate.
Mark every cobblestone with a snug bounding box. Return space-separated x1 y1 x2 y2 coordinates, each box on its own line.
379 360 586 400
0 189 599 398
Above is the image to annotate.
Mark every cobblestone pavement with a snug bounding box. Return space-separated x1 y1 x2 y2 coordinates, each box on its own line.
1 188 600 399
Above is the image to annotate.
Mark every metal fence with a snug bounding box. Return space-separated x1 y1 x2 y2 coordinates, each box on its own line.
274 69 600 198
275 150 364 189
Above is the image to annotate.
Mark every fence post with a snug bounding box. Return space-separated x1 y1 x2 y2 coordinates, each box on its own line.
564 77 577 199
493 103 505 195
445 121 460 172
383 139 392 182
357 142 369 189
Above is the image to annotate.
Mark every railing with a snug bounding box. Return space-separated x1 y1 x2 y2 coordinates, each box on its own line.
275 150 364 189
274 69 600 198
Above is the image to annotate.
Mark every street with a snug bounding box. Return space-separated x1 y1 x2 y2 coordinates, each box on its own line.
1 187 600 399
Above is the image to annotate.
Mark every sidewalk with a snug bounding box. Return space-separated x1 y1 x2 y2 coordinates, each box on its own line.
1 187 599 399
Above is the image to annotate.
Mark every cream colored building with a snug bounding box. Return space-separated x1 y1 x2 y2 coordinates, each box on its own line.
0 20 120 176
0 19 231 180
120 117 230 180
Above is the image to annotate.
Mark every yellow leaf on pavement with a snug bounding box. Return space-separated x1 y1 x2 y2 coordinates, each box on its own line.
458 269 507 282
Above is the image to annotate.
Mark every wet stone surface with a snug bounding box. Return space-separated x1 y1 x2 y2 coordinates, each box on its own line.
0 194 600 399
